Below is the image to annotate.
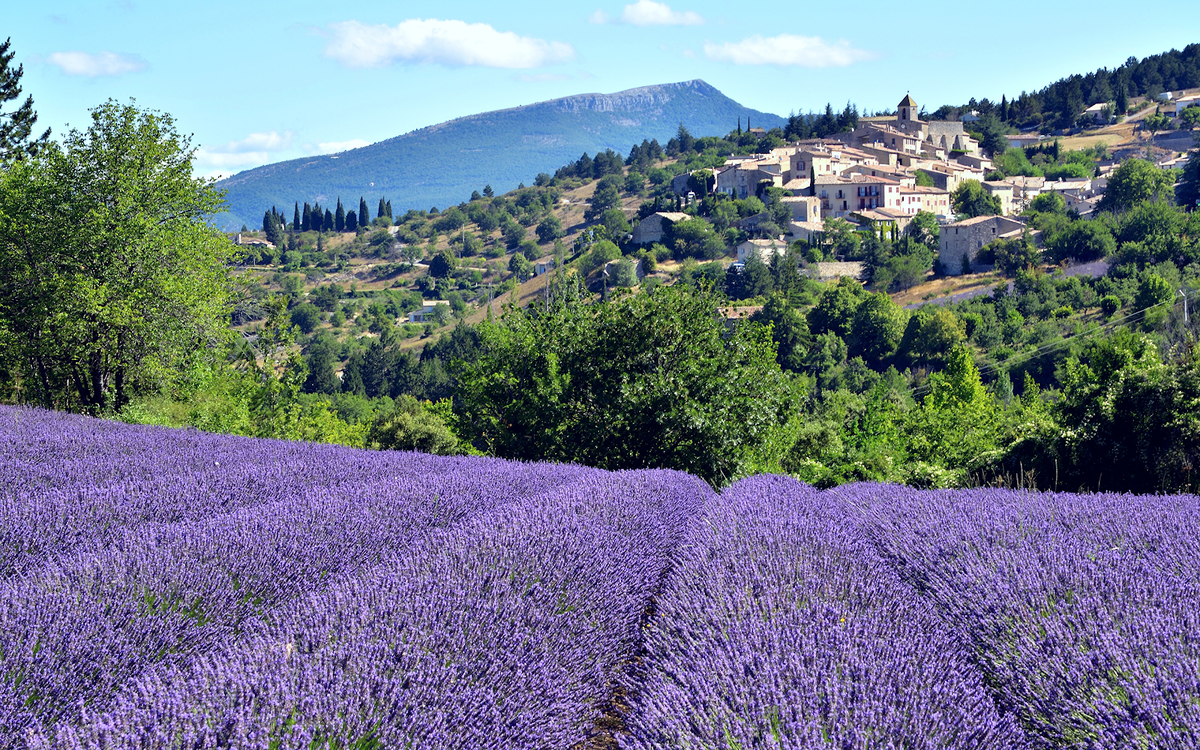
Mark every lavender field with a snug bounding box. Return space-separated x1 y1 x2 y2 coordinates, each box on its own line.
2 406 1198 749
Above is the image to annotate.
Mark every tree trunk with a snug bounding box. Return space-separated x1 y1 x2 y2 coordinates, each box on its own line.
36 355 52 410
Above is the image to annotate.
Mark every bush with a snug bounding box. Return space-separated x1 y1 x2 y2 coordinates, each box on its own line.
367 395 463 455
1100 295 1121 317
289 303 322 334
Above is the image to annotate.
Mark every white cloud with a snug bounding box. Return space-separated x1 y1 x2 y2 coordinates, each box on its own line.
47 51 146 77
325 19 575 69
589 10 609 24
703 34 875 67
516 73 573 82
194 131 293 171
316 139 369 153
620 1 704 26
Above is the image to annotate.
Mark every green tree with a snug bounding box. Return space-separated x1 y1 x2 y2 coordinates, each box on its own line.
302 336 340 394
666 218 724 260
952 180 1002 218
0 100 234 412
536 214 563 244
898 307 966 367
1177 148 1200 211
1097 158 1176 213
906 344 998 472
1029 192 1066 214
748 293 811 372
1048 220 1115 262
906 210 940 249
0 37 51 161
584 239 621 274
367 395 463 455
335 197 345 232
428 250 455 277
289 302 322 334
848 292 907 367
988 233 1041 275
454 283 796 486
508 252 533 281
359 196 370 225
585 176 622 222
807 277 865 339
601 207 631 238
610 258 638 287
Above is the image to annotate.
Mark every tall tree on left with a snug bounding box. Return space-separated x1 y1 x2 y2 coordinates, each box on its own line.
0 100 235 413
0 38 51 162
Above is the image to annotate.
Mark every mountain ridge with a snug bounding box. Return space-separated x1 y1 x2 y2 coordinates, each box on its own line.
214 80 784 230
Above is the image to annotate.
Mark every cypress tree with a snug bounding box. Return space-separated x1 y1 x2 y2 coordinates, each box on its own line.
324 209 334 232
293 202 300 231
303 344 340 394
346 209 357 232
359 197 370 226
378 198 387 221
385 200 393 218
335 198 345 232
302 203 312 232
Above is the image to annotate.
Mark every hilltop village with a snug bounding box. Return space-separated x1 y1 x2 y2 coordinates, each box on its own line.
645 94 1100 281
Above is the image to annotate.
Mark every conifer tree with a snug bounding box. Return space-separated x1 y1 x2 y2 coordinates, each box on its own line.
324 208 334 232
0 37 51 161
346 209 357 232
385 200 393 218
359 197 370 226
293 202 300 231
335 198 345 232
483 185 494 198
302 203 312 232
378 198 387 220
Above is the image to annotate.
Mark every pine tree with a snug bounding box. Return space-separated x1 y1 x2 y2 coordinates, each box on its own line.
346 210 358 232
293 203 300 231
0 37 51 161
483 185 494 198
335 198 345 232
359 197 370 226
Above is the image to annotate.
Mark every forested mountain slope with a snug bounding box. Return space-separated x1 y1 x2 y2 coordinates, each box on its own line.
214 80 784 230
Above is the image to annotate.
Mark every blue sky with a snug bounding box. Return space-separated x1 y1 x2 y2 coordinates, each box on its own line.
8 1 1200 178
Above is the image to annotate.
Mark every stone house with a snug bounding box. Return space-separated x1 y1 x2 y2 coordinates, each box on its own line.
780 195 821 222
938 216 1026 275
631 212 690 245
736 238 788 264
982 181 1016 215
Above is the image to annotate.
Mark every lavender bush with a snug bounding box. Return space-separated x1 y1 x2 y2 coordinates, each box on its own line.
620 475 1030 749
4 406 1200 749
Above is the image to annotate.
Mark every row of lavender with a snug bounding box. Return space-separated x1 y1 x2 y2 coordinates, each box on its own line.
621 477 1200 749
1 407 710 748
5 406 1200 748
